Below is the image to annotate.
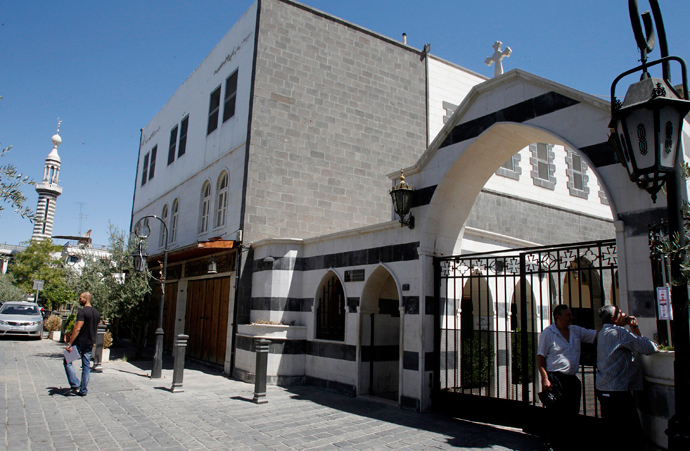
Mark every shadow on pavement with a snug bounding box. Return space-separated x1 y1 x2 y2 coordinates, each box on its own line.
284 386 542 450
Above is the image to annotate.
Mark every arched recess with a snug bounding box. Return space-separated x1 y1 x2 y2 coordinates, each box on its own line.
421 122 619 257
314 270 347 341
460 274 495 391
359 265 401 401
563 257 605 330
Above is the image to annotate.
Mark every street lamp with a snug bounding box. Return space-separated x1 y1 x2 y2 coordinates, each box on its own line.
390 169 415 229
132 215 168 379
609 1 690 449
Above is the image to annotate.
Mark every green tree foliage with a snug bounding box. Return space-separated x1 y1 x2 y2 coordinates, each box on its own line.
0 273 27 302
9 238 74 309
66 225 154 359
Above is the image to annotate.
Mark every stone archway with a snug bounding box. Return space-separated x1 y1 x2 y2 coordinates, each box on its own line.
358 265 401 401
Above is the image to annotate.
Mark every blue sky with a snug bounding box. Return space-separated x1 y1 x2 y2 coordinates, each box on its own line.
2 0 688 247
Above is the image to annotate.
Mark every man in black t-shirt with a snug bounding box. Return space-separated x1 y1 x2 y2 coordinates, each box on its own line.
64 292 101 396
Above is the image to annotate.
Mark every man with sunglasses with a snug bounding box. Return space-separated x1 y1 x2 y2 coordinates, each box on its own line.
596 305 658 450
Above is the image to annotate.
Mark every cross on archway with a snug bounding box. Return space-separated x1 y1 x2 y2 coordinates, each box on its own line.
485 41 512 77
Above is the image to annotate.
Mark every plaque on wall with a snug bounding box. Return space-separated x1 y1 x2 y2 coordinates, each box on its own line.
344 269 365 282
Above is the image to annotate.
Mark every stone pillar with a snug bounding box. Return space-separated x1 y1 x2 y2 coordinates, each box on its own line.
252 339 270 404
92 324 106 371
171 334 189 393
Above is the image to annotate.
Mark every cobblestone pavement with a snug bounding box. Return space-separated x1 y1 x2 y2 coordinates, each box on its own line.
1 336 544 451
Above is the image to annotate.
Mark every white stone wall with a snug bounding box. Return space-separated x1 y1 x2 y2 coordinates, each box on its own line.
132 3 257 254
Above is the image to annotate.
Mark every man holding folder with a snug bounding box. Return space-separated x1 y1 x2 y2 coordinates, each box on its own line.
64 292 101 396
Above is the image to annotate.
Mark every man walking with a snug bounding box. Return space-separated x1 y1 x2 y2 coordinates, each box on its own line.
64 292 101 396
596 305 657 450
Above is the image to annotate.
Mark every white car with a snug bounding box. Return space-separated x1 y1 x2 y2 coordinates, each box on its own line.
0 302 43 339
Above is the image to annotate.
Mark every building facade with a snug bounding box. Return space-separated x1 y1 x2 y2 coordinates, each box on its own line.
131 0 637 414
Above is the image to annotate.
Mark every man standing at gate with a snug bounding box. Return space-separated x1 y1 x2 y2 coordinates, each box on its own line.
64 292 101 396
596 305 657 450
537 304 597 414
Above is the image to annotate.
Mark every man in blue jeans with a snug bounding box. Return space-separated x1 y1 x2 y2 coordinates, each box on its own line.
64 292 101 396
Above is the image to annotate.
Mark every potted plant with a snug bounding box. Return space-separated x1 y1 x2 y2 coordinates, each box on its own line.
44 315 62 341
64 313 76 343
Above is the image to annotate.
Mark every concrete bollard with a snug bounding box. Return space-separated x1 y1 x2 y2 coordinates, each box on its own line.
171 334 189 393
252 338 270 404
59 313 69 343
92 324 106 371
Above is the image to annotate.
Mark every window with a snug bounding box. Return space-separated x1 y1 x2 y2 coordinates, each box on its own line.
178 116 189 158
315 273 346 341
141 153 149 186
199 182 211 233
148 146 157 181
496 153 522 180
223 71 238 123
167 126 178 165
529 143 556 190
215 172 228 228
566 149 590 199
207 86 221 135
159 204 168 247
170 199 179 243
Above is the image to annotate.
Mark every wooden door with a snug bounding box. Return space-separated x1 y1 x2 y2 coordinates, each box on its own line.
185 277 230 365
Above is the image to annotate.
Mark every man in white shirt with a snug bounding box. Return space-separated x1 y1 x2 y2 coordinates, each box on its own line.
596 305 657 451
537 304 597 414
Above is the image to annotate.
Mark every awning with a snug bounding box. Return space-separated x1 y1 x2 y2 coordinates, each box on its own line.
146 239 238 265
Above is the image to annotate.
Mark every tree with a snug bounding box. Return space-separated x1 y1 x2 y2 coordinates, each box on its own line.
9 238 74 309
66 225 153 359
1 97 36 220
0 273 27 302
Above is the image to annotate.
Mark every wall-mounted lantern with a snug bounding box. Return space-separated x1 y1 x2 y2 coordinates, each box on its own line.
390 169 415 229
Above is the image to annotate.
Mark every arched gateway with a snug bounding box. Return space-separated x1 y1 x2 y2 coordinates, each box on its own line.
402 69 686 421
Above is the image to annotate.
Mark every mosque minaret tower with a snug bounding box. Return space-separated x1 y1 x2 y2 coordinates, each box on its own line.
32 124 63 240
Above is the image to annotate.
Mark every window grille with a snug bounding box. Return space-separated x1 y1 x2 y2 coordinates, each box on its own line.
215 172 228 228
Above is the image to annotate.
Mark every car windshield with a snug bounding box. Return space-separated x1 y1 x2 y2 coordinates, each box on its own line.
0 305 39 315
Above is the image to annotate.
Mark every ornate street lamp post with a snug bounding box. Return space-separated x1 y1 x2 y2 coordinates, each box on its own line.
609 1 690 448
132 215 168 379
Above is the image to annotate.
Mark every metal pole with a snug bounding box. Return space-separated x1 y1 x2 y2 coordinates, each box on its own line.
151 231 168 379
93 324 106 371
134 214 168 380
252 338 270 404
171 334 189 393
664 170 690 450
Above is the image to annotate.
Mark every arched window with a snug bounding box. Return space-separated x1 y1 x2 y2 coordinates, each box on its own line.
215 172 228 228
159 204 168 247
199 182 211 234
316 273 346 341
170 199 179 243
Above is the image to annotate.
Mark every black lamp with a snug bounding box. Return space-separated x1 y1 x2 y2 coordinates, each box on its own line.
390 169 415 229
131 241 148 273
609 74 690 201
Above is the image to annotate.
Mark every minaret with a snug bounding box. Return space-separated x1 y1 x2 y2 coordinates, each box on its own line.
32 123 63 240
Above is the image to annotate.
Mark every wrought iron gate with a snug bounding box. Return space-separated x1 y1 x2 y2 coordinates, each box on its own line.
433 240 617 427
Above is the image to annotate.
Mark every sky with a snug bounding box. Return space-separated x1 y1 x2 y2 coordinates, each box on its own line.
2 0 689 248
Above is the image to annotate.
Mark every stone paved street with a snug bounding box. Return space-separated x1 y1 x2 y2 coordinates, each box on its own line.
1 336 543 450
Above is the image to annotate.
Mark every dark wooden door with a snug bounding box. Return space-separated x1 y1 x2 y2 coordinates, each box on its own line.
185 277 230 365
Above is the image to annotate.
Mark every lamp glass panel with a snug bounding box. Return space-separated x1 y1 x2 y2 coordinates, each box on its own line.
658 106 682 169
626 108 656 172
616 121 635 177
